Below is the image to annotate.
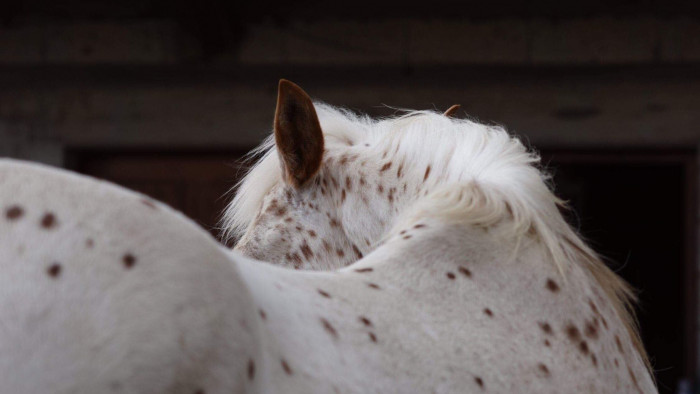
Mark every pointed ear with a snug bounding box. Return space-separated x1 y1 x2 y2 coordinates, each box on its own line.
444 104 461 117
274 79 325 188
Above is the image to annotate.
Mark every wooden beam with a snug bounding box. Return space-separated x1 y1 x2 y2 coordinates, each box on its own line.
0 65 697 149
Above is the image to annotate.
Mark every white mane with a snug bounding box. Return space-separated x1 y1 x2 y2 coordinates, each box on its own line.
221 104 372 241
221 102 648 371
224 103 561 260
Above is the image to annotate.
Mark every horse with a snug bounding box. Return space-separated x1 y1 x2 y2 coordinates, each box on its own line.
0 80 656 393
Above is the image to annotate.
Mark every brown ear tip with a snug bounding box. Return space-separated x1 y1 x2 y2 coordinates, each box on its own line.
444 104 461 117
279 79 302 93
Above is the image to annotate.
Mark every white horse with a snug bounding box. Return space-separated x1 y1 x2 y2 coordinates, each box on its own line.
0 80 655 393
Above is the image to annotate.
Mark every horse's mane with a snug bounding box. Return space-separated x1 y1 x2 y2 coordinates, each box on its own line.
221 104 649 373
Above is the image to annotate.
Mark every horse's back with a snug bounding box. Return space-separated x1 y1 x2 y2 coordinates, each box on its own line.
0 159 256 393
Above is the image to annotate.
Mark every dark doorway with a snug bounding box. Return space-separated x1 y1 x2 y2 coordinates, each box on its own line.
67 150 249 242
544 150 696 393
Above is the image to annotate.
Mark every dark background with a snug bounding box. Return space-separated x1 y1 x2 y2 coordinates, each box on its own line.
2 1 698 392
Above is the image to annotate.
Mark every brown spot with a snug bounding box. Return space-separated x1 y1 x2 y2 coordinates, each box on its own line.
275 207 287 216
352 244 363 258
380 162 392 172
396 164 403 178
413 224 426 229
423 165 431 181
584 321 599 339
339 155 348 165
322 240 332 253
320 318 338 338
41 213 57 229
402 235 412 240
330 218 340 228
141 199 157 209
289 252 302 269
47 263 61 278
368 332 377 342
588 299 600 315
300 242 314 259
628 366 641 391
601 316 609 329
446 272 456 280
355 267 373 273
259 309 267 320
247 359 255 380
614 358 619 368
615 335 624 353
284 217 293 223
539 322 554 336
341 189 346 202
359 177 366 186
281 359 292 375
458 266 472 278
545 278 560 292
122 254 136 269
345 176 352 191
544 339 551 347
387 188 394 202
317 289 331 298
336 248 345 258
537 363 550 376
591 353 598 367
359 316 372 326
367 283 381 290
578 340 589 355
565 324 581 341
85 238 94 248
308 230 317 238
5 205 23 220
474 376 484 389
377 184 384 194
483 308 493 317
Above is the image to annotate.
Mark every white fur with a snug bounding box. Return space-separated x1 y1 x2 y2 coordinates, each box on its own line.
224 105 645 367
223 103 654 390
0 101 657 393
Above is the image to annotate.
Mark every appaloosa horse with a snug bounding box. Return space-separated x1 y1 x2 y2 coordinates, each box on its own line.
0 80 655 393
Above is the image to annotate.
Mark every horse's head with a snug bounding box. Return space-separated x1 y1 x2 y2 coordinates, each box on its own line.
226 80 399 270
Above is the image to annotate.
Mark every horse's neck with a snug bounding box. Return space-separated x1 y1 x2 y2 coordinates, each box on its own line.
392 218 656 392
237 216 655 393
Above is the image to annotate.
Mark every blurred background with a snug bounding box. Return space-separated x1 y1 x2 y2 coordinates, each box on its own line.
0 0 698 392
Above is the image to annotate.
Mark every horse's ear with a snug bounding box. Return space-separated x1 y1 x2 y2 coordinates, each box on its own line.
444 104 461 117
274 79 325 188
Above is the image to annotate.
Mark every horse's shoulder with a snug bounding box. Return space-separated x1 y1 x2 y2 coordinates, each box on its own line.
0 158 221 256
0 159 255 392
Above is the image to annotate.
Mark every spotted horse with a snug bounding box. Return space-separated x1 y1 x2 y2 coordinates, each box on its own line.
0 80 655 393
